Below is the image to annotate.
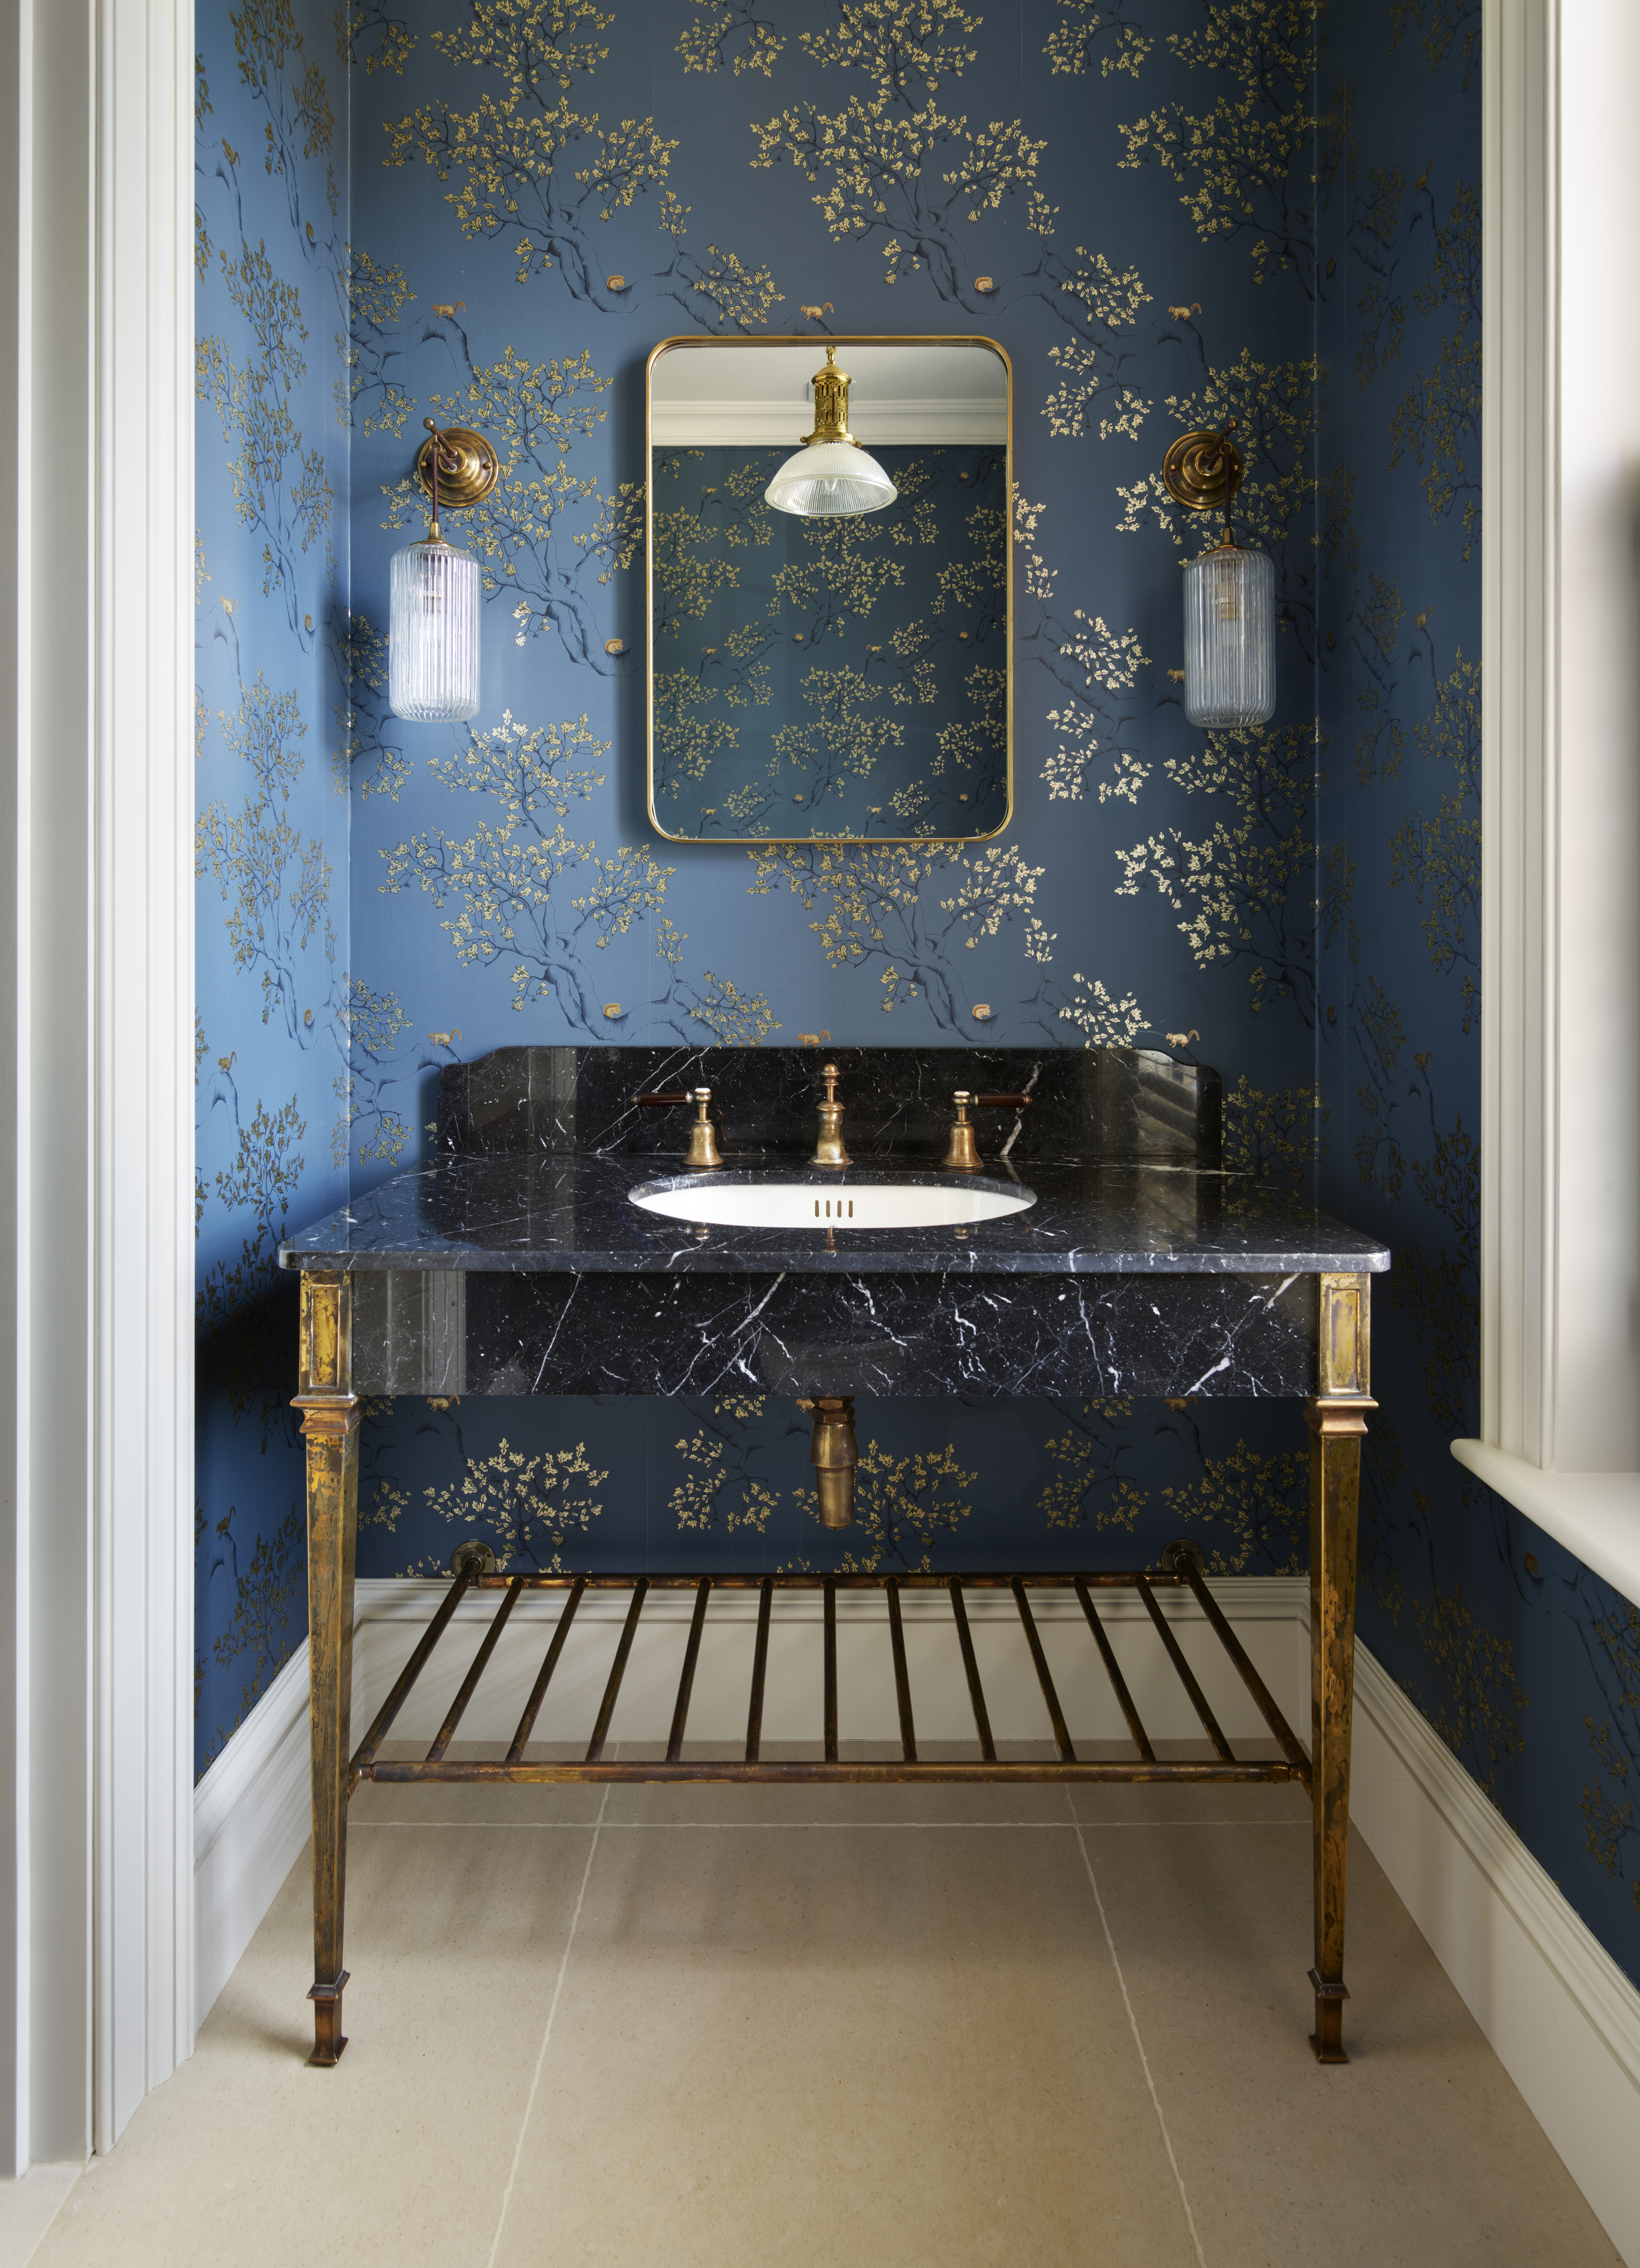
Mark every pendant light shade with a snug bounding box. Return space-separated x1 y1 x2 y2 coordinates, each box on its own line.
388 538 481 721
765 343 898 520
765 439 897 518
1181 545 1275 728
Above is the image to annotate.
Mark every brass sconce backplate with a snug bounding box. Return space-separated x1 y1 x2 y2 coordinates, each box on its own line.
415 425 500 511
1161 428 1246 514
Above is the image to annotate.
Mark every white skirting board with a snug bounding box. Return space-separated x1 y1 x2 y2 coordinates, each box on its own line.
191 1577 1640 2264
1348 1642 1640 2267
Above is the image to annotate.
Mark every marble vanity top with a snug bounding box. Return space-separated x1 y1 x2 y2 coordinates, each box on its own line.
278 1154 1390 1278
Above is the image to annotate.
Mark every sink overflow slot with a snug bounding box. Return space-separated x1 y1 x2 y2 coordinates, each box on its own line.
812 1199 855 1220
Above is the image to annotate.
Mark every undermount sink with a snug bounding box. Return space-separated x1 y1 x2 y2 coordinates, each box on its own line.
628 1175 1037 1231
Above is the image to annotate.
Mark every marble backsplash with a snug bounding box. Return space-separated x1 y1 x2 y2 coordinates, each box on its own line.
437 1046 1222 1169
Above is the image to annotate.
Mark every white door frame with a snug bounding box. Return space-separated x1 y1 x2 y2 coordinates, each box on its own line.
0 0 194 2170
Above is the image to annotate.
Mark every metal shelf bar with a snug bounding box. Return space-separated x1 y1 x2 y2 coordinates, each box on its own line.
1013 1578 1075 1763
948 1579 996 1762
665 1579 711 1764
823 1581 838 1763
426 1578 522 1762
1074 1577 1155 1763
886 1579 917 1763
744 1579 773 1763
1136 1576 1233 1761
585 1579 648 1762
505 1578 585 1763
1177 1560 1312 1786
350 1560 478 1778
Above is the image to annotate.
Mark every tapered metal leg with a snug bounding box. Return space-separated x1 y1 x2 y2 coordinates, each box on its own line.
1307 1271 1375 2066
295 1271 359 2068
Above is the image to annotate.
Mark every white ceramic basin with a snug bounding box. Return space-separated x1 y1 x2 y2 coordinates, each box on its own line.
629 1178 1036 1231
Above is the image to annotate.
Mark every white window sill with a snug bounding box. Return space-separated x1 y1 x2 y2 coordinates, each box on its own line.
1450 1442 1640 1610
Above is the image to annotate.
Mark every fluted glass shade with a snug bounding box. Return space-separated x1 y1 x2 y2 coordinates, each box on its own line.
765 440 897 518
1181 544 1275 728
388 538 481 721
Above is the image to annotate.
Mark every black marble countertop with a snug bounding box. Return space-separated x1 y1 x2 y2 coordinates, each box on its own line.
278 1155 1391 1279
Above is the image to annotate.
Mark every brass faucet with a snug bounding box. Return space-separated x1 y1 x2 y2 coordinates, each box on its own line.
941 1088 1032 1171
633 1084 724 1170
812 1062 850 1167
943 1092 982 1172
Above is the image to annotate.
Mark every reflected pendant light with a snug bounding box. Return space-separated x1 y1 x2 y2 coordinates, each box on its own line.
765 345 898 518
1161 423 1276 730
388 418 494 722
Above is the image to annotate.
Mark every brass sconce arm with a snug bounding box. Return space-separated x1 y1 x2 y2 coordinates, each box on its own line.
1160 420 1246 548
413 418 500 541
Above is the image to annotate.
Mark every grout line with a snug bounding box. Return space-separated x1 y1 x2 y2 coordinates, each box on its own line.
1072 1806 1207 2268
484 1786 609 2268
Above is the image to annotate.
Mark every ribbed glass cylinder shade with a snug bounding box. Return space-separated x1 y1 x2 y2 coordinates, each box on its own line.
765 440 897 517
1181 544 1275 728
388 539 481 721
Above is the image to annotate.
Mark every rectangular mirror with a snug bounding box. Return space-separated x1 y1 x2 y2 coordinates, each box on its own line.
646 335 1011 844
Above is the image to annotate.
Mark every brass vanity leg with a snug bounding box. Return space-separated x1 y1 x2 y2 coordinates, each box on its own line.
1307 1273 1375 2066
293 1269 360 2068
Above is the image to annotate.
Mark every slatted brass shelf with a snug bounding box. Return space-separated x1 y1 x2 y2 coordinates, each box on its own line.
350 1561 1313 1791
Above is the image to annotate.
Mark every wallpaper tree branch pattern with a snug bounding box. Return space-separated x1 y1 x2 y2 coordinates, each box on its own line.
191 0 1640 1991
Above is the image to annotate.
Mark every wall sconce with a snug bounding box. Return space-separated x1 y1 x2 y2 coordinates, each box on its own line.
765 346 897 519
1160 423 1275 729
387 419 499 722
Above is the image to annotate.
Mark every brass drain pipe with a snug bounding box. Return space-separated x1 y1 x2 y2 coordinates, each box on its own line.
803 1396 857 1527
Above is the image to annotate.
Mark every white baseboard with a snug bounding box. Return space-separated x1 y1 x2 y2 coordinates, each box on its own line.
1349 1641 1640 2267
191 1645 313 2024
190 1575 1640 2266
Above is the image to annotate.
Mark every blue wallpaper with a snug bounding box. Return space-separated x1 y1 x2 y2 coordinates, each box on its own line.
190 1 1640 1992
1318 4 1640 1982
195 1 350 1773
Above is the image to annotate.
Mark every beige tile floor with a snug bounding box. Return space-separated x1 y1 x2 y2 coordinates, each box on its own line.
14 1756 1620 2268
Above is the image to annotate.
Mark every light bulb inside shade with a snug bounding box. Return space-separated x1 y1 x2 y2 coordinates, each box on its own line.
1181 544 1275 729
388 538 481 721
765 441 897 518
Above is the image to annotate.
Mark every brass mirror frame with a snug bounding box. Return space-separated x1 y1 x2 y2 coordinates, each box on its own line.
644 333 1015 847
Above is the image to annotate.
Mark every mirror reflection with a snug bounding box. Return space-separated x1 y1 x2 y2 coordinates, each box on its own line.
646 337 1011 843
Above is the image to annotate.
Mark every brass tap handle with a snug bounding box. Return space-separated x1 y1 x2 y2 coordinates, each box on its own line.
813 1061 850 1168
942 1090 1031 1172
634 1086 723 1170
943 1092 982 1172
683 1087 723 1171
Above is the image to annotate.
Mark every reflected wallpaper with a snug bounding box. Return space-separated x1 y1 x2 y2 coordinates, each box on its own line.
193 1 1640 1991
653 442 1009 840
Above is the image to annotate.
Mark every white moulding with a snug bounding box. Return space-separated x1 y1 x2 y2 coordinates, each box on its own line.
1451 1440 1640 1611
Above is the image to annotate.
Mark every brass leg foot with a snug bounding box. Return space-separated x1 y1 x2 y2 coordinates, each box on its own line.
308 1972 349 2068
1309 1971 1349 2064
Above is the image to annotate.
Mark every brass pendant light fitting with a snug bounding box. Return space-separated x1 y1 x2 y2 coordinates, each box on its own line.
800 344 862 450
